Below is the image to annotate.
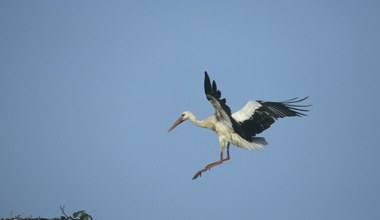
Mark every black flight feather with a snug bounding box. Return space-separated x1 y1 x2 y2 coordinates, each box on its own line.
238 97 310 137
204 71 252 141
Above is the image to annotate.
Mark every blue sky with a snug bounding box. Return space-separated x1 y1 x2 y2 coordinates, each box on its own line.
1 1 379 219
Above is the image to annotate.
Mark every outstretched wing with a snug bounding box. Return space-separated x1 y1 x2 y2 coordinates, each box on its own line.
204 71 232 121
204 72 252 141
232 97 310 137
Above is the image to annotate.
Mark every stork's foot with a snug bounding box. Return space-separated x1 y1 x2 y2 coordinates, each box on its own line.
192 160 223 180
192 169 205 180
192 145 230 180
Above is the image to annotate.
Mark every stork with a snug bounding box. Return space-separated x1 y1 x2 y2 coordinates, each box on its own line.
168 71 310 180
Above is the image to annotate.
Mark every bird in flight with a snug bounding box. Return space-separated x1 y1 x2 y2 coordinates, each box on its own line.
168 71 310 180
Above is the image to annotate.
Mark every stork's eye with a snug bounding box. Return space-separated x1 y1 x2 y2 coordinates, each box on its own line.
181 114 185 117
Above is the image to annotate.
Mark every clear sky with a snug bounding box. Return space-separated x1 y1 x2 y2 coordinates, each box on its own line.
1 1 379 219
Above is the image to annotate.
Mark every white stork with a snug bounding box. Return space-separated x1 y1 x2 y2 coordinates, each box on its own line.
168 71 310 180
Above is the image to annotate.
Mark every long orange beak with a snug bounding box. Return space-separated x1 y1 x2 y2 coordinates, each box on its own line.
168 117 184 132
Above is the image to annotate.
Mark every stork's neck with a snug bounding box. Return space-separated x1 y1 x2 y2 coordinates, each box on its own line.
187 112 212 129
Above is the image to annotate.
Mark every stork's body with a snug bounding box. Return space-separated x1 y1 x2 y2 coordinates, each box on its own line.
169 72 310 179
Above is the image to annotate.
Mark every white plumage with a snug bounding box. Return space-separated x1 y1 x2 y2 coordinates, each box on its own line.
168 72 310 180
232 101 262 122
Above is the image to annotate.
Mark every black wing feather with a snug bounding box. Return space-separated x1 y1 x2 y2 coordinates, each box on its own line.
204 71 233 116
204 72 212 95
239 97 310 137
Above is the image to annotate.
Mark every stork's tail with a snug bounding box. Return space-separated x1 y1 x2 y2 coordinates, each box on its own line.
244 137 268 150
230 133 267 150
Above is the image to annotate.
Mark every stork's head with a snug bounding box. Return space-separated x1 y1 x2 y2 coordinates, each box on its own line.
168 111 191 132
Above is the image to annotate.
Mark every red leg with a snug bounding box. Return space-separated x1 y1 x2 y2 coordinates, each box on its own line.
192 144 230 180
